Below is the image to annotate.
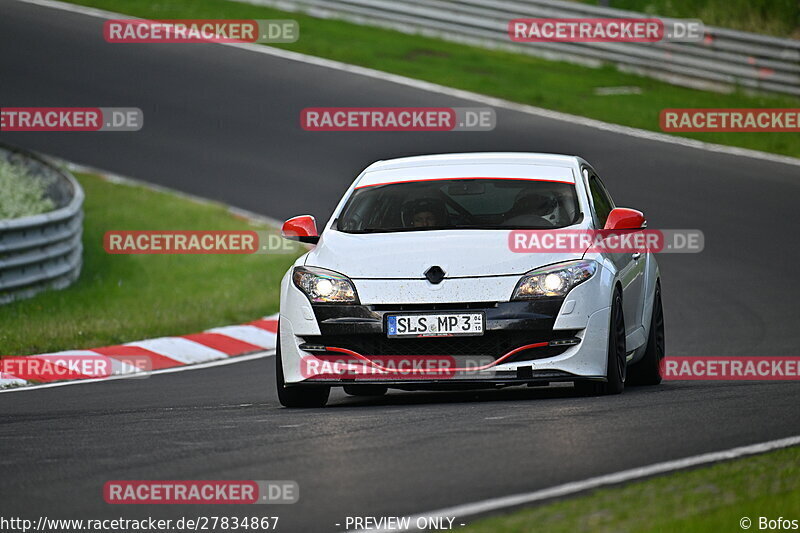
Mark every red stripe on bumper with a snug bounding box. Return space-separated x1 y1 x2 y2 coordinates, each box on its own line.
322 342 550 374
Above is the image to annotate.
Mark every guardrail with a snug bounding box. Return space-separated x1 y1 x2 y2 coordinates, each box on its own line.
0 144 84 305
251 0 800 96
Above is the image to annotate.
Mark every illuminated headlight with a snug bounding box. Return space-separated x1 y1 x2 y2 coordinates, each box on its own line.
293 266 358 304
512 260 597 300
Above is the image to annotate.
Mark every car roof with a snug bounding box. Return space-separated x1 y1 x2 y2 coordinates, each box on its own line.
356 152 580 188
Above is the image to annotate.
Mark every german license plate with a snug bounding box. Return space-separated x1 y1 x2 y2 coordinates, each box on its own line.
386 312 484 338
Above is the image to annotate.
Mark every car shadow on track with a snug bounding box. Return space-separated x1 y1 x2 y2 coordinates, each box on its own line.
325 383 658 408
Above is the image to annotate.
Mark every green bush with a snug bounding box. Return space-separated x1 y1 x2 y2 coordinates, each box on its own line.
0 160 55 219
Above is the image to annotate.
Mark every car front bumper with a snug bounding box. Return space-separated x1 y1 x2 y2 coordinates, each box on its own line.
279 277 613 387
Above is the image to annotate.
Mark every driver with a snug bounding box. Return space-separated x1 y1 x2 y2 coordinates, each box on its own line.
510 191 561 224
403 197 448 228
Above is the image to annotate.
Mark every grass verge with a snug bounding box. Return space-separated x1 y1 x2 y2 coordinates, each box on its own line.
0 172 298 355
63 0 800 159
578 0 800 39
463 445 800 533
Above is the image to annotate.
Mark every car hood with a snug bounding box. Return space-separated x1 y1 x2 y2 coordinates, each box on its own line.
305 229 584 279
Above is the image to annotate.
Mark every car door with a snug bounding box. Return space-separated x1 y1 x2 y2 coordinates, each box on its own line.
583 168 644 338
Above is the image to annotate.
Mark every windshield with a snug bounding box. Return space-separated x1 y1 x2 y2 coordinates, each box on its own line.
336 178 581 233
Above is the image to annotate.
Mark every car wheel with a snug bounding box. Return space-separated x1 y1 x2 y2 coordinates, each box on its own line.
343 385 388 397
575 288 626 396
627 283 665 386
275 329 330 408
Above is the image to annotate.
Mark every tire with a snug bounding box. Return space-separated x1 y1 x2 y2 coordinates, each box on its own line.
275 329 330 408
627 283 665 386
575 288 626 396
343 385 388 397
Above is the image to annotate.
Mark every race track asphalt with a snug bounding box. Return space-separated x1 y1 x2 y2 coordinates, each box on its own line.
1 1 799 531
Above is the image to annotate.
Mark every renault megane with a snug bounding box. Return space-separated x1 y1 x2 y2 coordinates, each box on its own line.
275 153 665 407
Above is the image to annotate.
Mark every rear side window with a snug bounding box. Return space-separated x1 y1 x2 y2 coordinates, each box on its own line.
587 172 614 228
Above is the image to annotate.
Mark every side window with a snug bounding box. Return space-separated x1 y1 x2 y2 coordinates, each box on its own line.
586 171 615 228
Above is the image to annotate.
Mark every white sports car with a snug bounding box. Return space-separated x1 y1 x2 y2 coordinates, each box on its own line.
276 153 665 407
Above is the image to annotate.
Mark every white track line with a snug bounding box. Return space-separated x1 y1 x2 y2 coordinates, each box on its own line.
12 0 800 169
350 434 800 532
0 351 274 394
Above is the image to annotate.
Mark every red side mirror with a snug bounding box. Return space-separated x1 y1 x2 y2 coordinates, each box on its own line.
282 215 320 244
604 208 645 230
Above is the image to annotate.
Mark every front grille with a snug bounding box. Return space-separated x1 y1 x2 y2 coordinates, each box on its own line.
301 330 578 362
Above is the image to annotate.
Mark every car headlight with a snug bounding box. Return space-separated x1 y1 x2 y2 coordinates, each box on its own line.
512 260 597 300
293 266 359 304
